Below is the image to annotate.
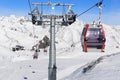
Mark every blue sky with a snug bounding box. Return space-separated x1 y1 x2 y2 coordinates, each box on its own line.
0 0 120 25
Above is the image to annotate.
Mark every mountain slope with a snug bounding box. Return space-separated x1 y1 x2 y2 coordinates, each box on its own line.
0 15 120 80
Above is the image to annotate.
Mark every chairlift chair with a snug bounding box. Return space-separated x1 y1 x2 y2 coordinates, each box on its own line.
81 23 106 52
30 4 43 25
81 0 105 52
62 7 76 26
31 14 43 25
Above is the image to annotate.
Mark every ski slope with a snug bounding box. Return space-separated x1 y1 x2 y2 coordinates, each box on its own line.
0 15 120 80
62 52 120 80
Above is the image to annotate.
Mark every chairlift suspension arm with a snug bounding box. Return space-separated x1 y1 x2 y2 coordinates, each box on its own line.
98 5 102 23
27 0 32 12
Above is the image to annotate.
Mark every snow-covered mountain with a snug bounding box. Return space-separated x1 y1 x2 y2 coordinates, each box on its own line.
0 15 120 50
0 15 120 80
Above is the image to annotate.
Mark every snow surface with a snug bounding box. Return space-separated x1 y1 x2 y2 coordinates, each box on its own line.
0 15 120 80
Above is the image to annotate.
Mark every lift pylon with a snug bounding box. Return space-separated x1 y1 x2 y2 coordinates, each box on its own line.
28 1 76 80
